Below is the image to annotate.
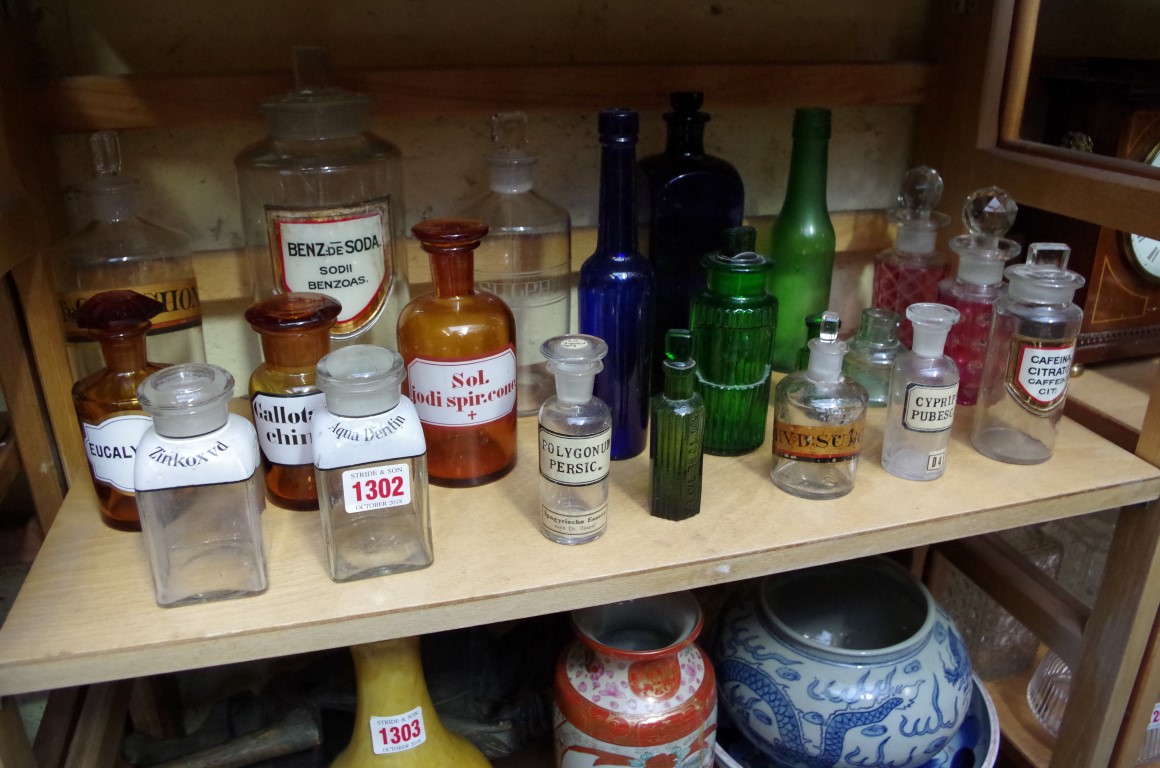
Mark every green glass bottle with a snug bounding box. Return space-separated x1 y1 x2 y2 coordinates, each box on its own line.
691 226 776 456
650 330 705 521
769 108 836 372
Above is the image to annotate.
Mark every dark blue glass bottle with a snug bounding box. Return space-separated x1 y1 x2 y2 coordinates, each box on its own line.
638 92 744 393
579 109 655 460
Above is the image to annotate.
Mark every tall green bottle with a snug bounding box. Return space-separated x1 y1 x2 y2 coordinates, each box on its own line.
769 108 836 372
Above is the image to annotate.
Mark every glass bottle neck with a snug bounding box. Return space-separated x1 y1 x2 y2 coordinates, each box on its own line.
664 368 695 399
665 120 705 155
98 333 148 373
430 251 476 297
596 139 638 255
782 137 829 210
259 330 331 370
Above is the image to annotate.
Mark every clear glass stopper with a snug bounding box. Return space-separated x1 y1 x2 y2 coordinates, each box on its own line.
897 165 944 222
818 310 841 343
542 334 607 404
90 131 121 178
962 186 1018 245
138 363 235 438
807 311 847 383
1026 242 1071 271
907 303 960 358
316 344 405 418
292 46 331 92
492 111 529 153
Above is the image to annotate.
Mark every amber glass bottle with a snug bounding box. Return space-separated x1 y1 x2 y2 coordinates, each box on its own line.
245 292 341 510
71 290 169 531
397 218 518 487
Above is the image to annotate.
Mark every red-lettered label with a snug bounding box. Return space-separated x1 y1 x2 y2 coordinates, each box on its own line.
1150 701 1160 730
1005 336 1075 414
267 199 393 336
772 420 864 463
406 348 517 427
342 464 412 513
369 707 426 754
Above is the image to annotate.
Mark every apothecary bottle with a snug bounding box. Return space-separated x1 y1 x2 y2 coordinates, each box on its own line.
464 112 571 417
313 345 432 582
871 166 951 347
578 109 655 460
769 108 835 372
246 292 341 510
691 226 775 455
135 364 267 608
842 307 902 408
639 92 744 393
235 47 408 351
937 187 1021 406
651 330 705 521
54 131 204 380
398 218 518 487
71 290 169 531
882 303 960 480
538 335 612 545
972 243 1085 464
771 311 867 499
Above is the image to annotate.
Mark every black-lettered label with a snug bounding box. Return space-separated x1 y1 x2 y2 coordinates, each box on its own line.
312 398 426 471
407 348 517 427
252 392 323 466
903 383 958 433
135 414 260 491
539 426 611 487
83 414 152 493
267 199 393 336
1005 337 1076 414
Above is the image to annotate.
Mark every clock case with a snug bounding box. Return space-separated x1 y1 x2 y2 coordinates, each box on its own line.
1008 58 1160 365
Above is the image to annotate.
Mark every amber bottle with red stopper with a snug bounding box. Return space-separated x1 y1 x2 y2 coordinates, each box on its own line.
245 292 340 509
71 290 169 531
397 218 518 487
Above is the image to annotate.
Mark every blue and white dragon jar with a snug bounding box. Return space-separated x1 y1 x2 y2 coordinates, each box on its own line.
715 556 972 768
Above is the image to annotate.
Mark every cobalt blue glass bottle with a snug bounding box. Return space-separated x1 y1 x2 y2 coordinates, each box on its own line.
579 109 655 460
639 92 744 393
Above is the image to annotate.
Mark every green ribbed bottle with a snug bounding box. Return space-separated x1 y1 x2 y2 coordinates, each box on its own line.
690 226 776 455
649 330 705 521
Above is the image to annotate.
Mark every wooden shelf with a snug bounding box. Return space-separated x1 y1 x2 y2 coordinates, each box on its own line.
1065 358 1158 452
0 407 1156 697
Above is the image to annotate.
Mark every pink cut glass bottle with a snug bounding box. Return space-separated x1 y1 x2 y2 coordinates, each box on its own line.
937 187 1021 406
871 166 951 347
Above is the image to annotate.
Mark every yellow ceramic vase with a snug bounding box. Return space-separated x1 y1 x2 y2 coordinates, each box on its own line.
331 636 493 768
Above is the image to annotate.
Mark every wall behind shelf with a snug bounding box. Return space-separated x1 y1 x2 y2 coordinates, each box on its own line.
24 0 933 387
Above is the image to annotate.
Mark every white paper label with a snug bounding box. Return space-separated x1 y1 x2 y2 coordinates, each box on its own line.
312 398 426 471
135 414 261 491
252 392 324 466
342 463 412 513
406 348 517 427
267 200 392 334
926 448 947 472
542 504 608 539
369 707 426 754
1008 338 1075 412
83 414 152 493
539 426 611 486
902 383 958 433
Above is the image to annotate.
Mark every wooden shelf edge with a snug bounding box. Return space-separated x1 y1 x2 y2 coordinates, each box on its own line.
986 666 1055 768
35 62 937 133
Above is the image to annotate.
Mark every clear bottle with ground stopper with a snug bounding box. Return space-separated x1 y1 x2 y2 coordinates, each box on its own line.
538 335 612 545
246 292 341 510
313 345 432 582
771 311 867 499
135 364 267 608
882 303 961 480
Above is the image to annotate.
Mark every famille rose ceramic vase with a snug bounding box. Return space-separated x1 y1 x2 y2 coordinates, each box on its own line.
715 557 972 768
554 591 717 768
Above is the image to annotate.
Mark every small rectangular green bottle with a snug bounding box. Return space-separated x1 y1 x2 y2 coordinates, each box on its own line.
650 330 705 521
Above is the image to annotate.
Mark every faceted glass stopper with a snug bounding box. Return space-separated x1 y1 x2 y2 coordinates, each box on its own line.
76 289 165 331
818 310 841 343
962 186 1018 240
664 329 695 371
897 165 944 221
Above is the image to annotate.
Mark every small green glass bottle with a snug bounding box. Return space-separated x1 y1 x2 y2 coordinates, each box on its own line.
795 313 828 372
650 330 705 521
691 226 776 456
769 108 836 373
